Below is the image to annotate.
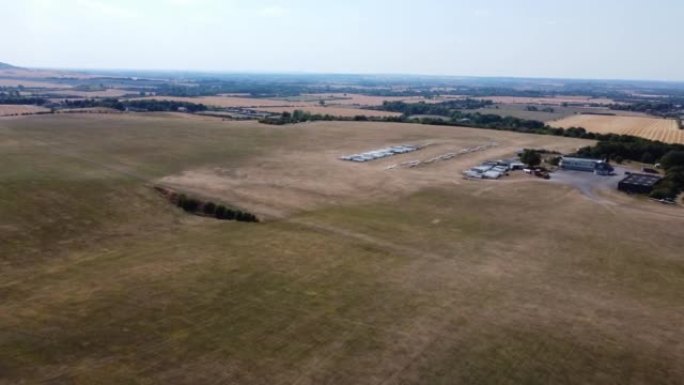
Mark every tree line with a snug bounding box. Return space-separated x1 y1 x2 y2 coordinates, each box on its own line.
153 187 259 222
258 110 409 125
380 99 494 116
0 91 47 105
62 98 208 112
176 194 259 222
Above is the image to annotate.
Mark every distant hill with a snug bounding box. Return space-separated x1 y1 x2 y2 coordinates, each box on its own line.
0 62 19 70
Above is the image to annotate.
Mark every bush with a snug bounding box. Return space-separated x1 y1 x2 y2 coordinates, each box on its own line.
548 156 562 166
181 198 200 212
215 205 227 219
176 194 187 208
203 202 216 215
641 152 655 164
659 151 684 170
650 187 676 200
520 149 542 167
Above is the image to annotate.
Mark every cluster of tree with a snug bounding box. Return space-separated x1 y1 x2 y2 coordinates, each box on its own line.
261 110 335 124
0 91 47 105
520 149 542 167
575 138 684 165
525 106 555 113
176 194 259 222
63 98 125 110
62 98 208 112
125 99 208 112
648 151 684 199
380 99 493 116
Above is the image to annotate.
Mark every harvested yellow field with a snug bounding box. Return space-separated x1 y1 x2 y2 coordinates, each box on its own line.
0 105 51 116
550 114 684 144
255 106 402 117
132 96 315 108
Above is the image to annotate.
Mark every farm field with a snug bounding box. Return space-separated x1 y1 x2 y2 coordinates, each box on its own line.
1 114 683 384
281 93 463 107
133 95 403 117
471 105 587 122
550 114 684 144
472 104 648 122
0 104 51 116
255 106 402 118
132 95 316 108
44 89 135 98
471 95 617 105
0 78 67 88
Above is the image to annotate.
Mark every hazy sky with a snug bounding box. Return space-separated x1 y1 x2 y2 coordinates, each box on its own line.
2 0 683 80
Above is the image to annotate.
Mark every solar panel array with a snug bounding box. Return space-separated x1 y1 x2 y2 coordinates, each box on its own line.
621 173 661 186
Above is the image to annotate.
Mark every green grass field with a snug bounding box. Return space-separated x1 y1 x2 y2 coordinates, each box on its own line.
1 113 683 384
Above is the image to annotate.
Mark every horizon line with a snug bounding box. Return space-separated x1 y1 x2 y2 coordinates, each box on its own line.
7 61 684 84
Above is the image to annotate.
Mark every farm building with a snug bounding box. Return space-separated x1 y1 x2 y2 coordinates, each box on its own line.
559 156 614 175
618 173 662 194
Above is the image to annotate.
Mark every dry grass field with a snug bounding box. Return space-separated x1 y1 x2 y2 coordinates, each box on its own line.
0 104 51 116
1 113 683 384
551 114 684 144
159 120 587 217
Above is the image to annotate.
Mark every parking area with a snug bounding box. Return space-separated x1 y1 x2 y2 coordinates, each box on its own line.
549 166 627 201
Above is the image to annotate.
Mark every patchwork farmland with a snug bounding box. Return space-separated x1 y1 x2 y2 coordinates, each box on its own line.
550 114 684 144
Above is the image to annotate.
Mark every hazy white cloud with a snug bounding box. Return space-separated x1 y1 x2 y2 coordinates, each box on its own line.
75 0 139 18
167 0 212 6
259 5 288 17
